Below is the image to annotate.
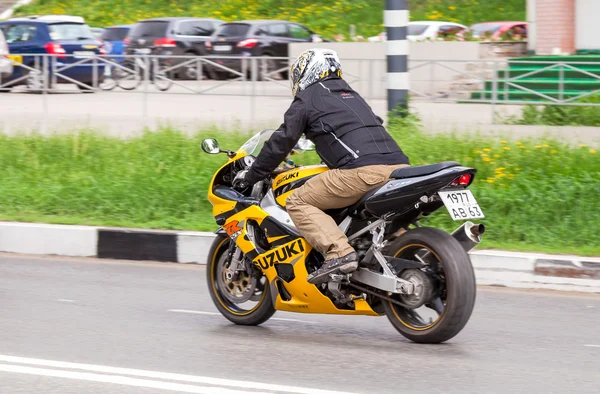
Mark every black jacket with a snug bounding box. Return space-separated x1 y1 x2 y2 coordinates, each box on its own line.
245 77 410 184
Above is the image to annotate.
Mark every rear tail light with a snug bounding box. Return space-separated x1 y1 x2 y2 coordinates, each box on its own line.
237 38 258 49
458 174 472 185
449 174 472 187
44 42 66 58
123 37 131 46
154 37 177 47
205 40 212 49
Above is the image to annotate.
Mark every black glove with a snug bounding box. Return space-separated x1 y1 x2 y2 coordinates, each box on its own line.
232 170 250 191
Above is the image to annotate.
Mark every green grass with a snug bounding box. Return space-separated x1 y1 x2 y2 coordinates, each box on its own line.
0 117 598 256
14 0 526 40
502 94 600 127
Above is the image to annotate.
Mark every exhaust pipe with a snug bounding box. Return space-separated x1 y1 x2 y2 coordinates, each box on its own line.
452 221 485 252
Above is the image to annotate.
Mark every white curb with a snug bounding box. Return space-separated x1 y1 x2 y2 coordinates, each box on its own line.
0 221 598 293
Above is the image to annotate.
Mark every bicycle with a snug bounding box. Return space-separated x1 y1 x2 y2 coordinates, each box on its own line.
102 48 173 91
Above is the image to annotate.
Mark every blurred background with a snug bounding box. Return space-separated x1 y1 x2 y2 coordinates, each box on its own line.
0 2 598 393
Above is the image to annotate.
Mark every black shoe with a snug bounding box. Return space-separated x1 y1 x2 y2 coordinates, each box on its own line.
307 252 359 285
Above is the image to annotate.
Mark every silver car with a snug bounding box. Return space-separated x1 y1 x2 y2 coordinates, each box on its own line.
0 29 13 80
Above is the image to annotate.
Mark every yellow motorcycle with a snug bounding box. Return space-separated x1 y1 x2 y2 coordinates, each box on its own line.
202 129 485 343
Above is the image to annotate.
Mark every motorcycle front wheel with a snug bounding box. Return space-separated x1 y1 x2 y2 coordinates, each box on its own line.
382 227 477 343
206 235 275 326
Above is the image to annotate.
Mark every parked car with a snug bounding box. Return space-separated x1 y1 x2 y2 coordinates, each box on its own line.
368 21 467 42
0 15 106 91
123 17 224 79
0 29 13 82
464 21 528 40
204 20 325 80
99 24 133 62
91 27 105 39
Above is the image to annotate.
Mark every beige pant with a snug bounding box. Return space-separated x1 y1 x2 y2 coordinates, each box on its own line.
286 164 410 260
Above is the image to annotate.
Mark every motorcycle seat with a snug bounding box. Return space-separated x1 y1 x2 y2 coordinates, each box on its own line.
390 161 460 179
329 162 462 221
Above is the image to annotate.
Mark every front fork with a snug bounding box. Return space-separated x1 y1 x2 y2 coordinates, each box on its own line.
225 245 244 281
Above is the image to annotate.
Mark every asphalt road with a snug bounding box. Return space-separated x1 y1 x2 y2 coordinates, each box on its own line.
1 254 599 393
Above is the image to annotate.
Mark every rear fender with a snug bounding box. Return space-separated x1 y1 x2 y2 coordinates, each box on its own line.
363 166 476 217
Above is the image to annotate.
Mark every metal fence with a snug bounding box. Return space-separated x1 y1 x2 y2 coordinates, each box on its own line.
2 53 600 104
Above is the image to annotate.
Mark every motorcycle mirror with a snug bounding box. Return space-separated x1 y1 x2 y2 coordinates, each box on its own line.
201 138 221 154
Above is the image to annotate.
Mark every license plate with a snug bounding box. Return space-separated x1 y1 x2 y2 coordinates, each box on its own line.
438 190 485 221
73 51 94 58
135 48 151 54
7 54 22 65
213 45 232 52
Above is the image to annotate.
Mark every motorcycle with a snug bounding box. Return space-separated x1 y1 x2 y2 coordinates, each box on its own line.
202 129 485 343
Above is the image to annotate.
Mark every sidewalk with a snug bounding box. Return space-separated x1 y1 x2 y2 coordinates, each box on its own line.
1 90 599 147
1 221 598 293
410 102 600 147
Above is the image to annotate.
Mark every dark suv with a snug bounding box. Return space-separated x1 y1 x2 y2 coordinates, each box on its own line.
124 17 223 79
204 20 324 80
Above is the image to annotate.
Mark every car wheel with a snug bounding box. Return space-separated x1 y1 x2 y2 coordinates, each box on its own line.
180 52 203 80
77 83 95 93
257 55 280 81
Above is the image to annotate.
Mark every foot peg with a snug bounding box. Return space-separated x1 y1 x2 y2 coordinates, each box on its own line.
328 273 351 283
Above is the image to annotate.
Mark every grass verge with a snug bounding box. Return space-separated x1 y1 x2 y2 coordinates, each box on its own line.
0 119 598 256
502 95 600 127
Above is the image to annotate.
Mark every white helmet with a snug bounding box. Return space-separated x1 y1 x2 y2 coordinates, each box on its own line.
290 48 343 97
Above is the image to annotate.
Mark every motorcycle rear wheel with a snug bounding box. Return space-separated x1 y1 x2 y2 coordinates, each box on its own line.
206 235 275 326
382 227 476 343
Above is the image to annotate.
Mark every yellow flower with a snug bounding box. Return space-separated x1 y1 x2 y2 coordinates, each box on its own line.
535 145 542 149
591 149 597 154
483 148 491 152
500 140 508 144
494 154 501 158
515 168 521 171
486 178 495 183
508 174 515 180
580 144 587 147
496 173 506 178
503 147 511 151
543 144 550 148
495 167 505 172
483 157 492 162
520 145 526 149
498 7 504 11
481 153 488 157
550 149 557 154
449 6 456 10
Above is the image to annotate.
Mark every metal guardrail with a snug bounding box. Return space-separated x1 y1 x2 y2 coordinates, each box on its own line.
408 59 600 107
1 54 599 107
0 53 374 97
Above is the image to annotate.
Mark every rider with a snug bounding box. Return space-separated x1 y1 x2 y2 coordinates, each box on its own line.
234 48 410 285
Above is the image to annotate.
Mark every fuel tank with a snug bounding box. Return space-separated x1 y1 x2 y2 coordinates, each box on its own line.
271 164 328 207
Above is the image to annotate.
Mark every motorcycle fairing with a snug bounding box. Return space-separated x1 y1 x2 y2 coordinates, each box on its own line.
217 201 379 316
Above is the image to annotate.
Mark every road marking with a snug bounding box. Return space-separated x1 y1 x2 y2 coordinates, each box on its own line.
169 310 219 316
586 306 595 308
0 355 357 394
0 363 267 394
168 310 319 324
584 344 600 348
57 299 75 303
